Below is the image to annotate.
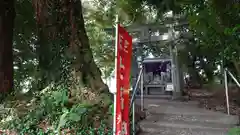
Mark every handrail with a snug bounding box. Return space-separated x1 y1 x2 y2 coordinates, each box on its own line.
129 67 144 135
226 69 240 88
224 68 240 115
130 67 144 109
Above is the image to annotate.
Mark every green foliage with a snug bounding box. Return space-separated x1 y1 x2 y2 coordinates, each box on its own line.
228 127 240 135
225 24 240 36
0 85 113 134
170 0 240 80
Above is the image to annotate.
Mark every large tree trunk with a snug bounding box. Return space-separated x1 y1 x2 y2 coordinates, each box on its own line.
0 0 15 93
69 1 108 91
33 0 55 90
33 0 112 105
67 0 112 107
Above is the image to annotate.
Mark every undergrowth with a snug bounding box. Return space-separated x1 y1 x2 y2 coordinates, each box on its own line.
0 84 113 134
228 127 240 135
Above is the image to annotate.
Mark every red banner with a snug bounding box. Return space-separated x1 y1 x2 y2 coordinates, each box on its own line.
115 24 132 135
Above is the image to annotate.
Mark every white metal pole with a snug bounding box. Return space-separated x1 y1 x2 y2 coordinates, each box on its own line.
113 15 119 135
140 66 144 111
224 69 230 115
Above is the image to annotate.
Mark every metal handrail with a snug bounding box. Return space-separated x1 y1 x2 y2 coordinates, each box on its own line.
226 69 240 88
130 67 144 109
129 67 144 135
224 68 240 115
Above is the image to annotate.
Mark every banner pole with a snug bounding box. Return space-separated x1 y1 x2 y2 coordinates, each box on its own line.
113 15 119 135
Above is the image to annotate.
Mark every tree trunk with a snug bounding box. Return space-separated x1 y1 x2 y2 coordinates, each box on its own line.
68 0 112 105
33 0 55 90
33 0 112 105
0 0 15 93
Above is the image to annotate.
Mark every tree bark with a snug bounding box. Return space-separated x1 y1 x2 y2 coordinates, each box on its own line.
33 0 112 104
69 0 108 91
68 0 112 105
33 0 55 90
0 0 15 93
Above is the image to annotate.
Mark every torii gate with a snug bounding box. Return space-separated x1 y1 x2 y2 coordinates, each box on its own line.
105 21 190 99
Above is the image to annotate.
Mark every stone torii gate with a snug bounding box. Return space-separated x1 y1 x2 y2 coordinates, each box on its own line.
105 18 190 99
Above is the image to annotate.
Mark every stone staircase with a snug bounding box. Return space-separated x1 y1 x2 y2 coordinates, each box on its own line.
135 96 239 135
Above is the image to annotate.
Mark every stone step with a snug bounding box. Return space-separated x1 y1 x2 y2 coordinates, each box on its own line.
139 130 228 135
136 98 238 135
144 104 233 116
139 122 230 135
135 94 173 100
146 112 239 125
140 120 232 131
135 98 199 108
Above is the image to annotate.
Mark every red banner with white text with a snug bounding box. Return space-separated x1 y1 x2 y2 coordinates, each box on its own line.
115 24 132 135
